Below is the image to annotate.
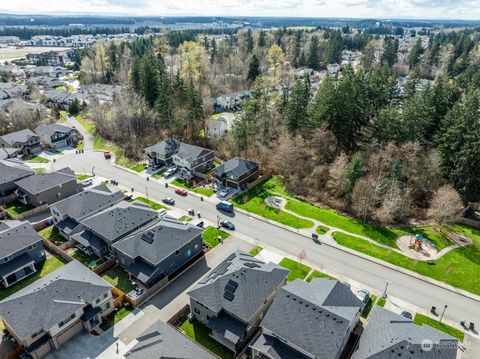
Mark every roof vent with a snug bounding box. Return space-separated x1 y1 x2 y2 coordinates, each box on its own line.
141 231 155 244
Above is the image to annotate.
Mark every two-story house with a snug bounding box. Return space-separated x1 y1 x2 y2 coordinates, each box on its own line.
0 261 114 359
113 217 204 287
49 185 124 240
0 129 42 156
249 278 363 359
212 157 259 191
351 307 459 359
187 250 289 354
34 123 79 149
15 167 83 207
0 221 45 288
0 159 34 196
69 201 159 257
144 140 214 179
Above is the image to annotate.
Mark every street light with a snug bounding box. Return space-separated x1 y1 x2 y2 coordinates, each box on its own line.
440 305 448 323
382 280 391 299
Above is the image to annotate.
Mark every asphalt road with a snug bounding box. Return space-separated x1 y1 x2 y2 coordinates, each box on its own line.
53 151 480 326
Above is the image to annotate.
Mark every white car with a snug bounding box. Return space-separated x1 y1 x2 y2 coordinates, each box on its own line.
164 167 177 178
218 188 232 198
81 178 93 187
357 289 370 304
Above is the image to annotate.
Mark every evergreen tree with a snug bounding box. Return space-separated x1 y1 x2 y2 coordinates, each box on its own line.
407 38 423 69
344 153 365 195
247 54 261 82
308 35 320 70
324 30 343 64
286 75 311 135
381 37 399 68
68 98 81 115
258 30 267 48
140 53 159 107
246 29 254 54
130 57 141 93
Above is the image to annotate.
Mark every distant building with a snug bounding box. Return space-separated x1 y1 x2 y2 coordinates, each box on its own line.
0 129 41 156
26 50 72 66
205 113 235 138
0 36 19 45
35 123 79 149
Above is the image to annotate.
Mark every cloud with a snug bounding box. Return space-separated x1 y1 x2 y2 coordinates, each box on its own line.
1 0 480 19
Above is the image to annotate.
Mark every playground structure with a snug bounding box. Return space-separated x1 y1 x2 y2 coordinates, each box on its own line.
411 234 426 251
396 234 439 260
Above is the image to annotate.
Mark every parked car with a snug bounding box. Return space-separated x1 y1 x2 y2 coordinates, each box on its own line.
80 178 93 187
401 311 413 320
192 219 204 228
356 289 370 304
218 188 232 198
175 188 188 196
220 220 236 230
103 150 111 159
162 197 175 205
123 192 133 201
164 167 177 178
216 201 234 213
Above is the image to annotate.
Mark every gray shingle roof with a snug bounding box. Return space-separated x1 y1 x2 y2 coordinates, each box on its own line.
50 185 124 221
250 332 310 359
0 148 19 160
144 139 179 156
144 140 213 164
125 320 217 359
351 307 459 359
113 217 203 265
0 221 43 259
0 159 34 185
0 129 38 146
213 157 258 180
35 123 76 137
259 278 363 359
0 261 112 340
15 167 76 195
80 201 158 243
187 250 288 322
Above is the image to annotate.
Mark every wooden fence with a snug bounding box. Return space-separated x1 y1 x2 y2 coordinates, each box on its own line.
246 172 272 190
0 193 17 206
112 287 126 308
125 276 169 307
93 257 116 275
167 304 190 325
42 239 73 263
6 204 49 220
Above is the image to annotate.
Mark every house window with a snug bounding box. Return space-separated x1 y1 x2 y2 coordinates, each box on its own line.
187 249 192 257
29 243 37 250
96 298 101 304
103 292 108 298
57 193 61 198
206 315 210 321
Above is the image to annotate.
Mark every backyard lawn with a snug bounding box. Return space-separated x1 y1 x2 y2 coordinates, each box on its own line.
306 269 335 282
0 255 64 300
69 249 98 268
172 179 215 197
131 196 168 210
38 226 67 246
99 305 134 331
179 318 234 359
414 313 465 342
4 201 34 216
249 246 263 256
332 231 480 295
27 155 49 163
202 226 230 248
279 258 311 282
101 266 134 294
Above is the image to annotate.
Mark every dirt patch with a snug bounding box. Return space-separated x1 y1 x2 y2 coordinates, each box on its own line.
265 196 286 209
396 235 439 261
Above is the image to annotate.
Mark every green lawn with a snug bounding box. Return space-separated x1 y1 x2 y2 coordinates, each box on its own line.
306 269 335 282
316 225 329 235
172 179 215 197
130 164 146 172
376 297 386 307
279 258 311 282
75 114 96 134
202 226 230 248
131 196 168 210
151 170 165 179
34 168 45 173
99 305 134 331
333 231 480 295
179 319 234 359
38 226 67 246
0 255 64 300
178 215 193 222
69 249 98 268
101 266 134 294
361 295 377 319
4 201 34 216
76 174 93 181
414 313 465 342
249 246 264 256
27 155 49 163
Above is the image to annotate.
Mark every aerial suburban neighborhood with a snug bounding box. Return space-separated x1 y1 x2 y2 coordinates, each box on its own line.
0 3 479 359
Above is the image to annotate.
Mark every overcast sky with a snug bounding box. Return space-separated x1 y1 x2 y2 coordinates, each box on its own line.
1 0 479 20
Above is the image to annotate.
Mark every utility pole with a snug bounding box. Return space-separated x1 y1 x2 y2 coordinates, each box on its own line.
440 305 448 323
382 280 391 299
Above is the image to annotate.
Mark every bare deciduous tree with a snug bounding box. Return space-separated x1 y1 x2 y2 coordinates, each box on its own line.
428 185 463 224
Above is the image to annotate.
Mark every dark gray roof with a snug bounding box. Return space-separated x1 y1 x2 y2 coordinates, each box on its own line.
0 129 38 146
113 217 203 265
0 148 19 160
259 279 363 359
15 167 76 195
213 157 258 180
0 221 43 259
72 230 106 251
0 160 34 185
351 307 459 359
187 250 288 322
50 185 124 221
250 332 310 359
144 139 179 156
35 123 76 137
0 261 112 340
144 140 213 164
80 201 158 243
125 320 217 359
209 311 247 345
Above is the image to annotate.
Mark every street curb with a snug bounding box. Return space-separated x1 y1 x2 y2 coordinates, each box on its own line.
233 206 480 303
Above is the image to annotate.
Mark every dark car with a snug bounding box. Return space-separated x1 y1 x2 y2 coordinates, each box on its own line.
162 197 175 205
220 220 236 230
175 188 188 196
401 311 413 320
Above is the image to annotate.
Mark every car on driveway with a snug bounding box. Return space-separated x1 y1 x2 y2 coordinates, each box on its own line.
401 311 413 320
175 188 188 196
164 167 177 178
162 197 175 205
220 220 236 230
218 188 232 198
357 289 370 304
80 178 93 187
123 192 133 201
103 150 111 159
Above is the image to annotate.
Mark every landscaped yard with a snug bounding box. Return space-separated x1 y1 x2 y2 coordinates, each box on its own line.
38 226 67 246
151 170 165 179
202 226 230 248
306 269 335 282
76 173 93 181
332 231 480 295
172 179 215 197
99 305 134 331
0 255 64 300
414 313 465 342
130 163 146 173
376 297 386 307
316 225 329 235
3 200 34 216
131 196 168 210
69 249 98 268
279 258 311 282
101 266 134 294
361 295 377 319
178 215 193 222
249 246 263 256
179 318 234 359
27 155 49 163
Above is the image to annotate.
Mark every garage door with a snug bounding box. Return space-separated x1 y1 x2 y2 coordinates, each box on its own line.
56 321 84 346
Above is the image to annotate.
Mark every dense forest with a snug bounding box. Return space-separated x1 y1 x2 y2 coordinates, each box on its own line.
76 26 480 225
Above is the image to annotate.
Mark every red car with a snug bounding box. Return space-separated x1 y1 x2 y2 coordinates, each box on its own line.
103 150 111 159
175 188 188 196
